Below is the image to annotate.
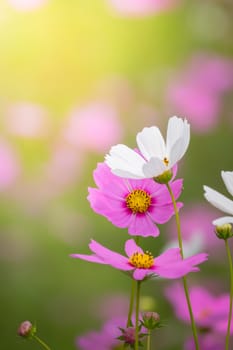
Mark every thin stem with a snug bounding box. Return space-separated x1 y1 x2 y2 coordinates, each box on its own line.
146 330 151 350
135 281 141 350
33 335 51 350
127 279 136 327
225 239 233 350
166 183 199 350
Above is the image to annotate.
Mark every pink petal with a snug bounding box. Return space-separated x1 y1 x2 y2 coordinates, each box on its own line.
153 262 199 279
152 179 183 205
88 188 132 228
155 248 181 265
128 213 160 237
93 163 128 196
133 269 149 280
89 240 132 272
124 239 143 257
70 253 107 264
149 202 182 224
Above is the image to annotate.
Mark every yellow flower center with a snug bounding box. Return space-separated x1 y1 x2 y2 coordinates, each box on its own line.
126 189 151 214
163 157 169 166
129 251 154 269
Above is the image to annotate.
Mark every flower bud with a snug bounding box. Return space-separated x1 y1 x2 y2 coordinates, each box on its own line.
215 224 233 240
141 311 161 330
154 170 173 184
17 321 36 338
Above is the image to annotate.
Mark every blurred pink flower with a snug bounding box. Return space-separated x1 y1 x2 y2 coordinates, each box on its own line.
0 140 20 190
88 162 183 237
71 238 208 281
165 283 229 333
95 294 129 321
76 316 126 350
7 0 47 11
167 55 233 133
45 143 84 189
64 103 123 153
107 0 179 17
185 334 225 350
5 102 49 138
167 204 223 256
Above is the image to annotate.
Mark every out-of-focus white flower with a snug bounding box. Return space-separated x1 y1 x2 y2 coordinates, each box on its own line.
105 116 190 179
204 171 233 226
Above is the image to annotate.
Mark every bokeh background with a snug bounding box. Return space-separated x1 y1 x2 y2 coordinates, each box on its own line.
1 0 233 349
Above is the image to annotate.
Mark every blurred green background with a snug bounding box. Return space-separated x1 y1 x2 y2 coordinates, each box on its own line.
0 0 233 349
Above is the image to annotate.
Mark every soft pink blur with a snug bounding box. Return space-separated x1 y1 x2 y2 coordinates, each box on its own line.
184 334 225 350
7 0 48 11
94 294 129 321
107 0 179 16
4 102 49 138
165 282 229 333
167 54 233 133
0 139 20 190
167 203 224 258
63 102 123 153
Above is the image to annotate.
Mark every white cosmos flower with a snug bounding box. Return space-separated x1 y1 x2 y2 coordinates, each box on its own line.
105 116 190 179
204 171 233 226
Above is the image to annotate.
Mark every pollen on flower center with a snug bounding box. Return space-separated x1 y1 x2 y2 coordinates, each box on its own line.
126 189 151 214
129 251 154 269
163 157 169 166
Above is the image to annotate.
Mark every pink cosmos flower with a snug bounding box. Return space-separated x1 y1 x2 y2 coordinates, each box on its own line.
76 316 126 350
70 239 208 281
185 334 225 350
167 54 233 133
165 283 229 333
107 0 179 17
88 162 183 237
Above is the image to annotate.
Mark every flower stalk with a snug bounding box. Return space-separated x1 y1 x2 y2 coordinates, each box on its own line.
33 335 52 350
166 182 200 350
225 238 233 350
135 281 141 350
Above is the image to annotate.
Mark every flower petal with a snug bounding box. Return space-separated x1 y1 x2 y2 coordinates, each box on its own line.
70 253 107 264
204 185 233 215
89 240 129 267
213 216 233 226
128 213 160 237
124 239 143 257
105 144 146 179
136 126 166 161
133 269 149 280
222 171 233 197
149 202 183 224
155 248 182 265
166 116 190 167
142 157 166 178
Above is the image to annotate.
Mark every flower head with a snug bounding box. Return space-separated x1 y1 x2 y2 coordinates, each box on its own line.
165 283 229 333
70 239 208 281
88 163 183 237
204 171 233 226
17 321 35 338
105 116 190 179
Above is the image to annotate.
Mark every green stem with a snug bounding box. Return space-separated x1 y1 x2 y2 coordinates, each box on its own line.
33 335 51 350
225 239 233 350
146 330 151 350
127 279 136 327
166 183 199 350
135 281 141 350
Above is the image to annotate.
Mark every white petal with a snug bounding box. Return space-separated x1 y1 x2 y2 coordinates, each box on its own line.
213 216 233 226
105 144 146 179
203 185 233 215
136 126 166 161
142 157 166 178
222 171 233 197
166 116 190 164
